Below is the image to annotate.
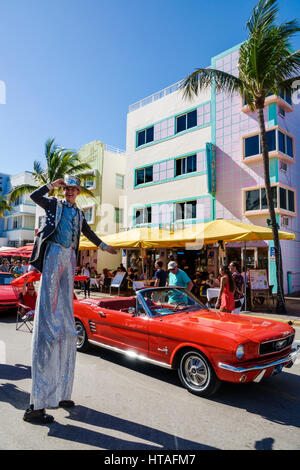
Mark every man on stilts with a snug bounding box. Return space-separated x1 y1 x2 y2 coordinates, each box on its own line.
23 176 116 424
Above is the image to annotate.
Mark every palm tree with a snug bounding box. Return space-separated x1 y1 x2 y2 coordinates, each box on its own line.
9 138 95 202
181 0 300 313
0 192 11 217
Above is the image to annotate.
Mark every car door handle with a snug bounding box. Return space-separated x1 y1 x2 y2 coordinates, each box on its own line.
98 310 106 318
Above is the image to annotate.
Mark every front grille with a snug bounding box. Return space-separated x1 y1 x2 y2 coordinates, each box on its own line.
259 334 294 356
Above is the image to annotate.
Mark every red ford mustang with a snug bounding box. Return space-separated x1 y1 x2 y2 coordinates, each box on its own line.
0 272 18 312
74 287 300 397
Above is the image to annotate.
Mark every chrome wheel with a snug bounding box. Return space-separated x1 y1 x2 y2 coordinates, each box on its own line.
183 354 209 389
75 320 89 352
178 350 221 397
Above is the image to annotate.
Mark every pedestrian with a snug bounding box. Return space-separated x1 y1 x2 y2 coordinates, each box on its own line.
82 262 91 298
167 261 193 304
23 175 117 424
229 261 244 311
167 261 193 291
13 260 23 277
0 258 10 272
21 259 29 274
154 260 167 287
21 278 37 316
215 266 236 313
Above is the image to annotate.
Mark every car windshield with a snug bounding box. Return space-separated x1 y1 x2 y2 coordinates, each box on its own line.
0 274 14 286
138 288 205 317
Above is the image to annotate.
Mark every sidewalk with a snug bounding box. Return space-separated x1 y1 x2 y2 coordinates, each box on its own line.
75 288 300 327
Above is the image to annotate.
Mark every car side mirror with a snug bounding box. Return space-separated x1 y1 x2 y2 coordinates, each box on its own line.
128 307 136 316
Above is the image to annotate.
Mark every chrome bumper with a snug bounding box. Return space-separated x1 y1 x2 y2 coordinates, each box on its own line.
219 341 300 374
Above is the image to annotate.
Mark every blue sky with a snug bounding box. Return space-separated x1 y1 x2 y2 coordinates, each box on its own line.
0 0 299 175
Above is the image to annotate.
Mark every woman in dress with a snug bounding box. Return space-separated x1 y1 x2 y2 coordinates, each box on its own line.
215 265 236 313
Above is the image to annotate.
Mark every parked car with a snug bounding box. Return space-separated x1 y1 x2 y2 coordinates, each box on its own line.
0 272 18 312
74 287 300 397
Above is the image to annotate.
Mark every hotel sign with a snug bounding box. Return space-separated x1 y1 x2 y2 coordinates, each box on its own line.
206 143 216 196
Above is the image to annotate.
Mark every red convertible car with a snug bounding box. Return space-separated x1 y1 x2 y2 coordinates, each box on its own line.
74 287 300 397
0 272 18 312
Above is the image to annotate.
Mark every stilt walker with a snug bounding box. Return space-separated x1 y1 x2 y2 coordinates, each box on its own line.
23 176 116 424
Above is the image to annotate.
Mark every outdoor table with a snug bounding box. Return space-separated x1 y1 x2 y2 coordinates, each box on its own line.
206 288 220 301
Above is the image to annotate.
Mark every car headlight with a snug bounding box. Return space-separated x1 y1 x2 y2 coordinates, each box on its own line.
236 344 245 360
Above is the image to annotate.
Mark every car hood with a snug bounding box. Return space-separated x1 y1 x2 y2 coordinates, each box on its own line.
0 286 18 302
163 309 294 343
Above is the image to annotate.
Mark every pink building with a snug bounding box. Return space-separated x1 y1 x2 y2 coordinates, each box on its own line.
212 44 299 293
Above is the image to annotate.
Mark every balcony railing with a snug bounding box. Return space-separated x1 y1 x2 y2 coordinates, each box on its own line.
104 144 126 154
128 80 182 113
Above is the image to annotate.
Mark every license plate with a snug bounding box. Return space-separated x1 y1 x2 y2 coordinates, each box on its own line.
273 364 283 375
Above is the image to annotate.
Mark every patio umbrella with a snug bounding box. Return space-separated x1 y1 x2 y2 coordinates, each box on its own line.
178 219 295 312
79 227 189 249
177 219 296 244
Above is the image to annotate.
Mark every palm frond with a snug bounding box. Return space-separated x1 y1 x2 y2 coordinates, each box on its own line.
0 194 11 216
78 186 96 199
181 68 242 100
33 160 47 185
246 0 278 35
9 184 38 203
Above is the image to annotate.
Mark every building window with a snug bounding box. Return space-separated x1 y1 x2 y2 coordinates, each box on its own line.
12 216 22 229
278 131 293 158
135 166 153 186
175 200 197 220
245 186 295 213
115 174 124 189
135 207 152 225
176 109 197 133
279 187 295 213
114 208 123 224
244 134 260 157
14 195 23 206
279 87 292 106
244 129 294 159
83 176 96 189
137 126 154 147
175 154 197 176
245 187 277 211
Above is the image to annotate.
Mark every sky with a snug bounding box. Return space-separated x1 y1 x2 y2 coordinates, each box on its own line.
0 0 299 176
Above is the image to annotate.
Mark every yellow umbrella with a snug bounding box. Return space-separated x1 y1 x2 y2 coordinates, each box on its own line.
177 219 295 244
79 227 181 250
98 226 189 248
79 220 295 250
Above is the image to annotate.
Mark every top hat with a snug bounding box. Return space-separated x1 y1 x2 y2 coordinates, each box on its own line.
64 175 81 188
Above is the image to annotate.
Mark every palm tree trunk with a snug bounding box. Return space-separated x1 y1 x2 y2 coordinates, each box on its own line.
256 104 286 313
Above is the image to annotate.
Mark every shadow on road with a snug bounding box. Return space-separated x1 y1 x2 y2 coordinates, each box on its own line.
0 363 217 450
83 346 300 430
